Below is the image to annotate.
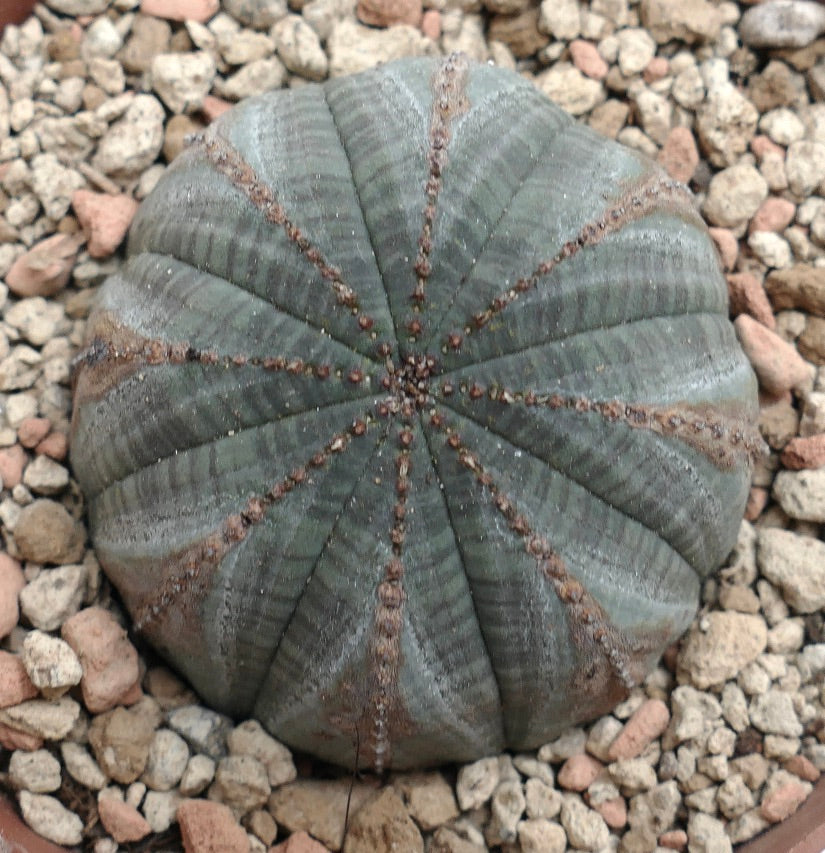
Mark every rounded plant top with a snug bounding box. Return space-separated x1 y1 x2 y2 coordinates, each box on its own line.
71 54 761 771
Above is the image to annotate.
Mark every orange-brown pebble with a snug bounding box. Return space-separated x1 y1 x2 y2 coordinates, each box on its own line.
708 227 738 271
17 418 51 449
0 445 26 490
72 190 139 259
569 40 608 80
607 699 670 761
593 795 627 829
780 434 825 469
357 0 422 27
657 126 699 184
659 828 688 850
726 271 776 330
178 799 250 853
734 314 812 396
5 233 82 297
643 56 669 83
98 796 152 843
745 486 769 521
420 9 441 39
557 753 605 791
61 607 140 713
139 0 219 22
0 555 25 640
749 197 796 234
0 650 38 708
0 721 43 751
760 780 810 822
201 95 232 123
751 134 785 161
35 431 69 462
784 754 821 782
269 830 332 852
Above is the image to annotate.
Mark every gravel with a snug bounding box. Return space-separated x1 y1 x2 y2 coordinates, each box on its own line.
0 1 824 851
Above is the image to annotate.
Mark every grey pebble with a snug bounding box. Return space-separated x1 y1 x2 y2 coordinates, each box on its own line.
740 0 825 49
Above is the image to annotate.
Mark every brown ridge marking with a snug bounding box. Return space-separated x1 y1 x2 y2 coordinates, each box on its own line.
361 432 415 772
430 409 657 700
72 314 371 407
131 418 371 633
407 52 470 342
450 383 766 470
458 173 697 337
192 130 377 337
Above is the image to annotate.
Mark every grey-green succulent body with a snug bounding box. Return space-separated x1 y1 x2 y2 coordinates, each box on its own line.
71 54 760 771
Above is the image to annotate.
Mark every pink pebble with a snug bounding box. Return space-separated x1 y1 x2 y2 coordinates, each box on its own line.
139 0 218 22
708 227 738 271
781 434 825 470
751 134 785 161
5 233 82 298
357 0 422 27
61 607 140 713
749 196 796 234
421 8 441 40
35 432 69 462
0 721 43 751
0 445 27 490
659 828 688 850
607 699 670 761
734 313 812 396
17 417 51 450
178 800 249 853
643 56 669 83
557 753 604 791
72 190 139 259
0 555 25 640
98 796 152 843
593 795 627 829
0 651 38 709
760 781 810 822
201 95 233 123
271 831 332 852
569 40 609 80
745 486 769 521
657 126 699 184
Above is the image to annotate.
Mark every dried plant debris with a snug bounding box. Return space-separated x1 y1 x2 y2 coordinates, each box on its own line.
0 0 824 851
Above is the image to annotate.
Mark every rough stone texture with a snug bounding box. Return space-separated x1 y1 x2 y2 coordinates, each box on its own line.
5 233 82 298
734 314 812 395
560 796 610 851
88 702 160 784
98 796 153 843
640 0 722 44
607 699 670 761
773 468 825 522
140 0 221 22
142 728 190 791
268 780 375 850
766 264 825 316
697 85 760 168
0 556 25 640
177 799 250 853
740 0 825 49
61 606 140 713
18 564 87 632
61 742 108 790
151 51 216 114
226 719 296 787
757 527 825 612
18 791 84 846
703 163 767 226
678 612 768 688
343 788 424 853
9 748 62 793
72 190 139 259
0 651 39 709
393 772 459 831
20 629 82 698
93 94 166 178
535 63 605 115
210 754 270 816
456 757 499 810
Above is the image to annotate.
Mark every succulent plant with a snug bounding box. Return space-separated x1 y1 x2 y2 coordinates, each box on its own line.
71 54 762 771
